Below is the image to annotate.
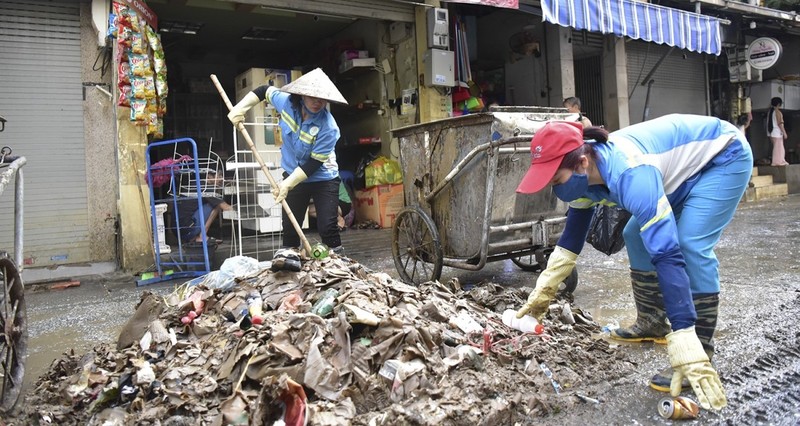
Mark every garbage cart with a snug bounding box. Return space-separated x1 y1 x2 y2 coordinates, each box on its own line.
391 106 578 288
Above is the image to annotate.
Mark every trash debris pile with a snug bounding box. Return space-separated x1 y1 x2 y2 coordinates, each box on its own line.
17 256 637 425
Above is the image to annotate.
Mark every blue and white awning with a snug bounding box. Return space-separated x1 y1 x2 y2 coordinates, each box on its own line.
542 0 722 55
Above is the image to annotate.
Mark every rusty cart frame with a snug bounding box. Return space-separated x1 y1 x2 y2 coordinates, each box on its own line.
391 107 579 287
0 114 27 415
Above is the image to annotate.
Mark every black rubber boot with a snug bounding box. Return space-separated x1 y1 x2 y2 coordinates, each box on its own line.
649 293 719 392
610 270 671 344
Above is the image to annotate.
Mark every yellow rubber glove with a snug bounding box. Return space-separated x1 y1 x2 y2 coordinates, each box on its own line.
227 92 261 126
515 246 577 321
666 326 727 410
273 168 307 203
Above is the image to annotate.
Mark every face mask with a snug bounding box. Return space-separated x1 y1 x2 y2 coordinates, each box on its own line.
553 171 588 202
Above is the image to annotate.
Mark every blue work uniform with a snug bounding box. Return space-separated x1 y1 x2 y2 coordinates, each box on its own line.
557 114 753 330
265 86 340 182
251 85 343 248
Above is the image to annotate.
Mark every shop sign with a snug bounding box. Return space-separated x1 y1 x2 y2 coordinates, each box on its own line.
746 37 781 70
115 0 157 30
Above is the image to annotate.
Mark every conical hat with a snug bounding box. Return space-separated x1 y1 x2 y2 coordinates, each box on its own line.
280 68 348 105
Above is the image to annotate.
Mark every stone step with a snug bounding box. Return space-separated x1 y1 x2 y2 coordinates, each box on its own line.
743 183 789 202
752 167 760 177
749 175 774 188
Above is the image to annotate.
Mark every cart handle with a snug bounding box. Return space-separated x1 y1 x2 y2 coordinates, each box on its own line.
425 135 532 203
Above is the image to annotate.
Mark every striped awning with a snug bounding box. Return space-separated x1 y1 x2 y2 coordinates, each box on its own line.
542 0 722 55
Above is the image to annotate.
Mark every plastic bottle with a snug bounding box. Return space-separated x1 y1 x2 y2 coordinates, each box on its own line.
310 288 339 317
246 290 264 325
311 243 330 260
502 309 544 334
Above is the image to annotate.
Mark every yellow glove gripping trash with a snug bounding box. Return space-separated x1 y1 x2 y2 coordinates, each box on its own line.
515 246 577 321
666 326 727 411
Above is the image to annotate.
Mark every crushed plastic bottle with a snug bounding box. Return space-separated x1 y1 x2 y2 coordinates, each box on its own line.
310 288 339 318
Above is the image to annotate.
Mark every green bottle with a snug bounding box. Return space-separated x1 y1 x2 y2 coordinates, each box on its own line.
310 288 339 317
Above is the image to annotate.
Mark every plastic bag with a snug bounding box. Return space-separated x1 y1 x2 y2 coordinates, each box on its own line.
365 156 403 188
586 205 632 256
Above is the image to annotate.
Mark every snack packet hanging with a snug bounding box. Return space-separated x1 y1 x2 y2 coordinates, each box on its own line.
117 84 132 107
131 31 146 55
129 53 151 77
130 98 148 123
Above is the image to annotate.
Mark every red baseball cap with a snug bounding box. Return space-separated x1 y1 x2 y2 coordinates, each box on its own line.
516 121 585 194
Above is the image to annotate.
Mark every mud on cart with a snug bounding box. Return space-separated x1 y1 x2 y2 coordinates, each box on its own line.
390 107 579 289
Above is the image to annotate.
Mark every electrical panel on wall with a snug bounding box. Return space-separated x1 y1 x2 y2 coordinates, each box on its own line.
427 7 449 49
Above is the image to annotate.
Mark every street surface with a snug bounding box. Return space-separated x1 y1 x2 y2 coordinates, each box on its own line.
19 194 800 425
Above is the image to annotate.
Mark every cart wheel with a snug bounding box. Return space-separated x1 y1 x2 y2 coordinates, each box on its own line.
559 268 579 295
392 207 443 285
511 254 544 272
0 253 26 414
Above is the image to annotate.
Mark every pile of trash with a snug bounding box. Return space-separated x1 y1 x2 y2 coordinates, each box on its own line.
15 255 637 425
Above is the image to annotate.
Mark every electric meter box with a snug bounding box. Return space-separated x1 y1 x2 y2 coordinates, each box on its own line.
424 49 454 87
427 7 449 49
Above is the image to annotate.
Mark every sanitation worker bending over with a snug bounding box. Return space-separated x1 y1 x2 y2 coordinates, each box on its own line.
515 115 753 411
227 68 348 267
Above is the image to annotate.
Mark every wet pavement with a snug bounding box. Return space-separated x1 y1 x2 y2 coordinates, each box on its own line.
18 194 800 425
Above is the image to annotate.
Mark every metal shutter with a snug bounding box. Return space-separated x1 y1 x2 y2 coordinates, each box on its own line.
626 41 708 125
254 0 415 22
0 1 90 267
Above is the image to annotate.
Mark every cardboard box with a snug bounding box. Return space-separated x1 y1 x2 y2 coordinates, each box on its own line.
354 184 404 228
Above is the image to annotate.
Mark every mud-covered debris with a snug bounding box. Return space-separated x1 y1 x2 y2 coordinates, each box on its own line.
13 256 637 425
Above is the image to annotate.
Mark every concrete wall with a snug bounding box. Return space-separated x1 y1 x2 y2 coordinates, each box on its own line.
80 2 118 264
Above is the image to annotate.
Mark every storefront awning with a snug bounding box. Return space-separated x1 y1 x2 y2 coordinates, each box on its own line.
541 0 723 55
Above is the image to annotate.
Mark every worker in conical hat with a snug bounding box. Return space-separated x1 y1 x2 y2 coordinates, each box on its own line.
228 68 349 261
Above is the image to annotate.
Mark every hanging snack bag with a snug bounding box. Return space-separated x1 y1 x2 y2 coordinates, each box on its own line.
113 2 130 28
147 112 159 136
130 98 148 123
118 61 131 85
143 76 157 100
108 11 118 39
131 76 147 100
131 31 146 55
117 84 132 107
129 53 151 77
128 9 141 33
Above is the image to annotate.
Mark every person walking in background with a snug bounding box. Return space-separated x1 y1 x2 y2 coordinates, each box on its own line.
514 115 753 411
563 96 592 128
227 68 349 266
767 97 789 166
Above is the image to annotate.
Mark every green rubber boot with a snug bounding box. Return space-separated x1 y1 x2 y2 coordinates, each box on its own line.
610 270 671 344
649 293 719 393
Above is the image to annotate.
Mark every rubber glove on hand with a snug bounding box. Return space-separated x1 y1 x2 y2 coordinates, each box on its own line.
515 246 577 321
273 168 307 203
227 92 261 127
666 326 727 410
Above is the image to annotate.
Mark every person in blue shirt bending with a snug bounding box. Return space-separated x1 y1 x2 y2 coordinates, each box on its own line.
514 115 753 411
228 68 348 266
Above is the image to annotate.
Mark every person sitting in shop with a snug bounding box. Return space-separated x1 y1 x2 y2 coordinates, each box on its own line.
175 196 232 246
563 96 592 128
227 68 349 268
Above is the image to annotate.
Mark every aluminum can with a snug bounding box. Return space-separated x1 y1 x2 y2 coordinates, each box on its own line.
658 396 700 420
